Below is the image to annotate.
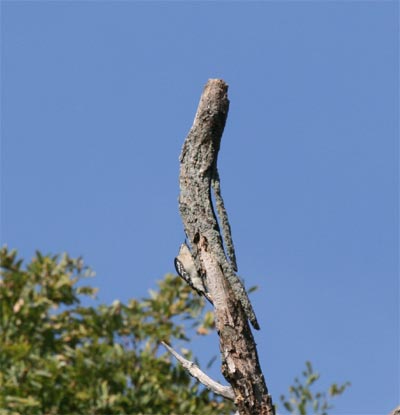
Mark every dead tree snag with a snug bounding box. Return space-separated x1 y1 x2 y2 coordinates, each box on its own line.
174 79 275 415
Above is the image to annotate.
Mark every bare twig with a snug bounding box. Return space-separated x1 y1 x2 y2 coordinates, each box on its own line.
161 341 235 401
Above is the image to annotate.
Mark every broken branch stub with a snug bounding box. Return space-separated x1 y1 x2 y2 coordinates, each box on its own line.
177 79 275 415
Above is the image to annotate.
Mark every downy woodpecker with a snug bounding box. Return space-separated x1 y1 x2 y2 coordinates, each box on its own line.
174 243 212 303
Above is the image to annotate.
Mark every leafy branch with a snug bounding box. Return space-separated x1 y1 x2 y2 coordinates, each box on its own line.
280 361 350 415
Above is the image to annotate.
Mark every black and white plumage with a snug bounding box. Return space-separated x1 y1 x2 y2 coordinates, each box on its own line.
174 243 212 303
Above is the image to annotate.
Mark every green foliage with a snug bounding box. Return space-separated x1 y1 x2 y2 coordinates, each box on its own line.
279 361 350 415
0 246 349 415
0 246 233 415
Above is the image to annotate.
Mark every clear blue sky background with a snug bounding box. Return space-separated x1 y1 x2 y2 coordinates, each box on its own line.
1 2 398 414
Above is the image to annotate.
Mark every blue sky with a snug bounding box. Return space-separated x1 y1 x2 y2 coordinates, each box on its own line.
1 1 398 414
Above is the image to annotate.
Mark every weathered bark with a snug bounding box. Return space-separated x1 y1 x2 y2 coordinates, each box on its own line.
177 79 275 415
389 405 400 415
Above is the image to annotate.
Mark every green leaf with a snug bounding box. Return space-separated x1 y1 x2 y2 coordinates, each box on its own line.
0 247 234 415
